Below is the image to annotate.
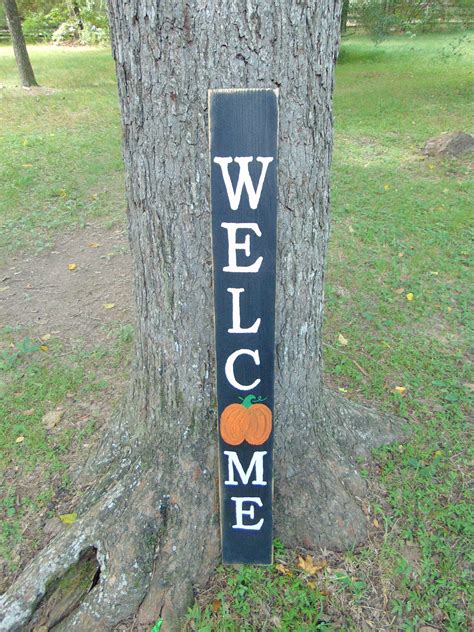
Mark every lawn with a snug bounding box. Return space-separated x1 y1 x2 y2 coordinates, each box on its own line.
0 45 124 258
0 34 473 630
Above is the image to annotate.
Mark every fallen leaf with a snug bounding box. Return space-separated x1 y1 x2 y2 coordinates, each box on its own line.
68 263 77 271
429 271 439 276
40 334 51 341
348 225 354 234
373 518 380 528
398 252 404 257
0 286 10 292
395 287 404 295
40 345 49 352
383 183 391 191
15 436 25 443
42 410 64 430
88 242 101 248
212 599 221 613
337 333 348 346
22 163 33 168
275 563 293 576
338 387 348 393
406 292 414 301
393 386 406 395
59 513 77 525
103 303 116 309
298 555 327 576
307 580 317 589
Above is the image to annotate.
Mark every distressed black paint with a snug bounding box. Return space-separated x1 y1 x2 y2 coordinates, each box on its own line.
209 89 278 564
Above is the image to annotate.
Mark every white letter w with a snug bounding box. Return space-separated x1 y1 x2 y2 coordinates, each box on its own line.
213 156 274 210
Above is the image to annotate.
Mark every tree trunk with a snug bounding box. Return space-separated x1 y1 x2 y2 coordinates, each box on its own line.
70 1 84 30
3 0 38 87
0 2 404 630
341 0 350 33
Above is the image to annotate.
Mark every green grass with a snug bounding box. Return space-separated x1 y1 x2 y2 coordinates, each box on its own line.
188 552 327 631
329 41 472 628
0 33 472 629
0 325 133 574
0 45 124 256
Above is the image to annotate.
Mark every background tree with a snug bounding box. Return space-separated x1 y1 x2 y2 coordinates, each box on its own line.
0 2 403 630
341 0 350 33
352 0 473 40
3 0 38 86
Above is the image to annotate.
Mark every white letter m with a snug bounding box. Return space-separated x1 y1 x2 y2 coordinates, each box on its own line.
223 450 267 486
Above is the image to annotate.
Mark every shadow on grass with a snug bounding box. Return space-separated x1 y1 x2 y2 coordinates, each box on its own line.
338 44 388 65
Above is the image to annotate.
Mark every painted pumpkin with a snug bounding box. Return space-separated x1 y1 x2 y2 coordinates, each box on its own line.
220 395 272 446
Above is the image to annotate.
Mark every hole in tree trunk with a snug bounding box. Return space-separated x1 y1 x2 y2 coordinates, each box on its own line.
25 546 101 631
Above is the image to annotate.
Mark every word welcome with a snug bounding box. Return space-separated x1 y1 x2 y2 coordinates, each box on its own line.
214 155 273 531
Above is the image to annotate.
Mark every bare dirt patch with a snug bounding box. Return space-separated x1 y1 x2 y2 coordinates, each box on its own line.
0 85 59 97
1 224 133 349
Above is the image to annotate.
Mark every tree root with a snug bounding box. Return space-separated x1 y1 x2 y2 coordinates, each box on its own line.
0 463 161 631
0 448 220 632
274 440 369 551
274 388 405 551
323 387 406 458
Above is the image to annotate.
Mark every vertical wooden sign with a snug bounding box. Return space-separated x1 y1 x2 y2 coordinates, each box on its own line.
209 89 278 564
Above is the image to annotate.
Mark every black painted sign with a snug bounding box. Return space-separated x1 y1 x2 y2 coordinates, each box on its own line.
209 89 278 565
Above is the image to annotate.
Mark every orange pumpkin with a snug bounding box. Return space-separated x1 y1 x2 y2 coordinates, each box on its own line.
220 395 272 446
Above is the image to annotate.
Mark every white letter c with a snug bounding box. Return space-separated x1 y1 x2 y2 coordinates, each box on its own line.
225 349 261 391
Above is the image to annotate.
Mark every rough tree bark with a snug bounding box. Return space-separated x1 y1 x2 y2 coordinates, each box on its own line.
3 0 38 87
0 2 403 630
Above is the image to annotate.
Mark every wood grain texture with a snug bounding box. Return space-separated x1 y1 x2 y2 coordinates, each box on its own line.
210 89 278 564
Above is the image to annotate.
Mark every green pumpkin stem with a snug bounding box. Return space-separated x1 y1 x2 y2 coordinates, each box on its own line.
241 394 266 408
241 394 256 408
